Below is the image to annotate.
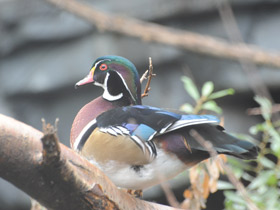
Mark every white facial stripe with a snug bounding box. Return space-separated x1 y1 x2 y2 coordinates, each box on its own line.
94 59 111 69
94 60 103 68
103 73 123 101
115 71 136 103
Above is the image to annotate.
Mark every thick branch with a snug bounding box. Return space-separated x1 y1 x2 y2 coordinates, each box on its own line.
45 0 280 69
0 114 180 210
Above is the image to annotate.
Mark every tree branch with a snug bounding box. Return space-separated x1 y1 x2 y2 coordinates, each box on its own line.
0 114 180 210
45 0 280 69
247 104 280 116
141 57 156 98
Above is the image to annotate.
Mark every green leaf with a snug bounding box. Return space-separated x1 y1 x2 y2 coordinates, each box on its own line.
224 191 246 205
242 172 254 182
224 199 234 209
201 100 222 114
181 76 200 101
264 123 280 157
217 180 235 190
232 167 244 179
248 171 273 190
271 140 280 158
249 123 265 135
254 96 272 120
180 103 194 113
266 173 278 187
267 125 280 142
264 189 280 210
208 88 235 100
259 156 275 169
202 81 214 97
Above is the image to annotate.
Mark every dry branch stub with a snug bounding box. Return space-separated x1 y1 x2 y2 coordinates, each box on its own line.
41 118 61 165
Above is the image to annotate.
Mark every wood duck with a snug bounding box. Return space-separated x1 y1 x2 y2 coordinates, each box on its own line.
70 55 142 147
70 55 259 190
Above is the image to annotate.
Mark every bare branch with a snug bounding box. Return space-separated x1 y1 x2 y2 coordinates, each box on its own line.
44 0 280 69
160 182 180 209
190 129 259 210
247 104 280 116
0 114 180 210
142 57 156 98
140 70 149 84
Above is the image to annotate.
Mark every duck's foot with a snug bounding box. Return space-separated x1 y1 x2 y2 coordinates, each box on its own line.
127 189 143 198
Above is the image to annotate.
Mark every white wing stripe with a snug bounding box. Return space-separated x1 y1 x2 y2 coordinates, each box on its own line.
131 135 146 153
100 126 130 136
110 126 124 135
159 122 173 134
165 119 218 133
116 126 130 135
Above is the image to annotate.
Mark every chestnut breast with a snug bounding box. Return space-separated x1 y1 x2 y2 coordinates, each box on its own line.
70 96 117 148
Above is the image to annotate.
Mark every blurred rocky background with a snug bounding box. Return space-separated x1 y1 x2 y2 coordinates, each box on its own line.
0 0 280 209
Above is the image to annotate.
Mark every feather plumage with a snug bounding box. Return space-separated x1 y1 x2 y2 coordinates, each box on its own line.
75 105 258 164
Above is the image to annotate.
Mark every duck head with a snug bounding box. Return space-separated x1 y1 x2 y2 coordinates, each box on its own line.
76 55 142 105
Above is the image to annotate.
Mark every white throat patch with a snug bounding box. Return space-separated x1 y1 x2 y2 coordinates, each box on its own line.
99 73 123 101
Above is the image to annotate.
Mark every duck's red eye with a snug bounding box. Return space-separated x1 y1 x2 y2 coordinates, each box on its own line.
99 64 108 71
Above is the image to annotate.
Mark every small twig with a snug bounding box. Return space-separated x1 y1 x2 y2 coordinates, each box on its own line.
190 129 259 210
247 104 280 116
160 182 180 209
141 57 156 98
140 70 149 84
154 171 181 209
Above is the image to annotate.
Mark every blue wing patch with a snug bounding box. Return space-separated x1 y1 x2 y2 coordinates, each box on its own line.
131 124 157 141
123 123 138 133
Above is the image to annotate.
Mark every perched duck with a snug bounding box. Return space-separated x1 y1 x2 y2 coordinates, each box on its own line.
71 55 259 190
70 55 141 147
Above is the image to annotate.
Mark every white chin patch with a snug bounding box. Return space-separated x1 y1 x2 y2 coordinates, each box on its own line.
103 91 123 101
